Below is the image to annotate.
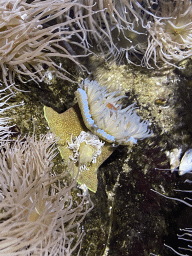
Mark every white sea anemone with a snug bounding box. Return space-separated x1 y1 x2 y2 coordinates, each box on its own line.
144 0 192 68
78 0 151 63
0 92 13 140
75 78 152 145
0 0 91 88
68 131 105 170
0 85 19 141
0 133 93 255
78 0 192 68
78 0 162 65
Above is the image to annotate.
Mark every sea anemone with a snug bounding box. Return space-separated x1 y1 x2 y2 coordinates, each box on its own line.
0 133 93 255
0 85 18 141
75 78 152 145
68 131 105 170
78 0 156 64
144 0 192 68
0 0 92 88
78 0 192 68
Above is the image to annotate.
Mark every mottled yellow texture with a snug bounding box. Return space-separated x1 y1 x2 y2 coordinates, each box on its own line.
44 104 114 192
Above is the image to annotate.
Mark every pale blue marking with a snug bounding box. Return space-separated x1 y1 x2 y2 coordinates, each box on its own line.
127 137 137 144
106 134 115 142
77 87 116 143
87 118 94 125
77 88 87 100
85 113 91 118
83 109 89 116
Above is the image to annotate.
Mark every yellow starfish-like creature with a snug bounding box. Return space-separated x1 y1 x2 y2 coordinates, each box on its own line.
44 104 114 193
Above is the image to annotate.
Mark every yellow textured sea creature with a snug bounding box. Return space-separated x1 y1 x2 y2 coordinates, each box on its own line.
44 104 114 193
44 79 152 192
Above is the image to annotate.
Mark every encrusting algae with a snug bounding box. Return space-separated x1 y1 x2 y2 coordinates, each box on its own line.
44 79 152 192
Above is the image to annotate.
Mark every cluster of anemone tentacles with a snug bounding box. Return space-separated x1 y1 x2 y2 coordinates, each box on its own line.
0 132 93 255
0 87 94 255
0 0 92 88
1 0 192 89
79 0 192 68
